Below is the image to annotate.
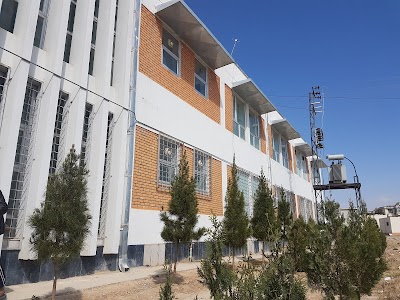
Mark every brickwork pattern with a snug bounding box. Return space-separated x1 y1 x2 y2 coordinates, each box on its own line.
132 126 223 216
259 117 266 154
139 6 221 124
225 84 233 132
267 124 273 158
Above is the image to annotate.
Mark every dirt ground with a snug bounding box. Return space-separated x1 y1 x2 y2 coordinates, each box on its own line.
46 236 400 300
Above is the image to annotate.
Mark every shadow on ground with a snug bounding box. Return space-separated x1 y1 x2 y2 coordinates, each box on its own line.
34 288 83 300
152 271 184 285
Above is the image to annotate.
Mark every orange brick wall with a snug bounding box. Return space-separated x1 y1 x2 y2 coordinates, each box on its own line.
132 126 223 216
260 117 266 154
225 84 233 132
139 6 221 124
287 143 294 173
267 124 273 158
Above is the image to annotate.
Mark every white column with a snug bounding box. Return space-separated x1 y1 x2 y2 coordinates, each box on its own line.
81 97 108 256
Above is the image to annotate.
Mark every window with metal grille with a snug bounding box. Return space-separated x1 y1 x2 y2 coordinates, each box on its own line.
237 169 250 215
89 0 100 75
6 78 41 238
158 135 180 187
49 91 69 175
194 59 207 97
63 0 77 62
162 28 179 75
194 149 210 196
33 0 51 48
0 66 8 114
0 0 18 33
233 96 245 140
80 102 93 167
249 111 260 149
110 0 118 85
98 112 114 237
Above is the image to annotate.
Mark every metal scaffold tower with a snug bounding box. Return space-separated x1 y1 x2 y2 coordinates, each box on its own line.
309 86 324 221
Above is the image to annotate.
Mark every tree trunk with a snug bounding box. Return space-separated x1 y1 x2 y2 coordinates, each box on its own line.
232 247 235 269
173 241 179 273
262 241 265 261
52 263 58 300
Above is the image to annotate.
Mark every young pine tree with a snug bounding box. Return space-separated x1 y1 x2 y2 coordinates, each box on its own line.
223 158 250 267
29 146 91 300
277 188 292 242
160 151 205 273
251 169 276 257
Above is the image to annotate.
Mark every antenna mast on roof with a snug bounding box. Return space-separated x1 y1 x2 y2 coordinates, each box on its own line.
309 86 325 222
231 38 239 56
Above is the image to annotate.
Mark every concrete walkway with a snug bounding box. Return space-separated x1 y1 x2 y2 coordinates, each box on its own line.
7 262 201 300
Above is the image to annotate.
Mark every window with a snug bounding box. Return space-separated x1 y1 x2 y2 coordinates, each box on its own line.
0 66 8 115
237 169 259 217
299 197 312 221
80 102 93 167
98 112 114 238
110 0 118 85
162 29 179 75
249 111 260 149
0 0 18 33
63 0 77 62
296 152 308 180
34 0 51 48
194 59 207 97
49 91 69 175
233 96 245 140
6 78 41 238
272 130 289 169
194 149 210 196
89 0 100 75
158 135 180 186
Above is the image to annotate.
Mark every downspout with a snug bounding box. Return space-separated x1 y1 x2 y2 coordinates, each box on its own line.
118 0 141 272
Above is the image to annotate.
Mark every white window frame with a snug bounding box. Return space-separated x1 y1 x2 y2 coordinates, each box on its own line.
89 0 100 75
194 58 208 98
249 109 260 149
64 0 77 63
162 28 180 76
233 96 246 140
272 130 289 169
194 149 210 196
157 135 181 187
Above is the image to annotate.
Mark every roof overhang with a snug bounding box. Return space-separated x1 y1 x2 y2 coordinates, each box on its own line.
308 155 328 168
155 0 234 70
232 79 276 115
270 119 300 140
295 143 313 157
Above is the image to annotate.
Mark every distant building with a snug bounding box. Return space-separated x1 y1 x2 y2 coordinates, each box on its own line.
370 203 400 235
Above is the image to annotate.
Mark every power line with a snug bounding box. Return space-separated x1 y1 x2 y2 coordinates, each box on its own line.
269 95 400 100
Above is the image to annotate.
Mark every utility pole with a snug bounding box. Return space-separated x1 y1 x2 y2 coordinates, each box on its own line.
309 86 324 222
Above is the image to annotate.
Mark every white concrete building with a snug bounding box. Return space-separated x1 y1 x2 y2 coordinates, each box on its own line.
0 0 318 284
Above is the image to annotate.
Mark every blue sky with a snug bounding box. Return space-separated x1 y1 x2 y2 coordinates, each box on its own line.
184 0 400 209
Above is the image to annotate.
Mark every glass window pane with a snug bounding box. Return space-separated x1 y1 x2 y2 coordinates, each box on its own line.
94 0 100 18
162 29 179 57
195 60 206 81
249 112 259 137
91 20 97 45
33 16 44 47
67 2 76 32
0 0 18 33
63 34 72 62
162 49 178 74
236 100 245 127
89 48 95 75
195 77 206 96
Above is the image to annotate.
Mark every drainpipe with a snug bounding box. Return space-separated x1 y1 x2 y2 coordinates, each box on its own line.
118 0 141 272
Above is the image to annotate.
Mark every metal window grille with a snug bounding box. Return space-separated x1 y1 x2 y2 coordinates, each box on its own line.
34 0 51 48
80 102 94 167
237 169 250 215
249 175 259 217
110 0 118 85
0 66 8 120
63 0 77 62
0 0 18 33
158 135 180 187
6 78 41 239
194 59 207 97
98 112 114 238
194 149 210 196
49 91 69 175
89 0 100 75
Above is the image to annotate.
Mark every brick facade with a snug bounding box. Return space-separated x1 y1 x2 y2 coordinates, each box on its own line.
267 124 273 158
260 117 267 154
225 84 233 132
139 6 221 124
132 125 223 216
